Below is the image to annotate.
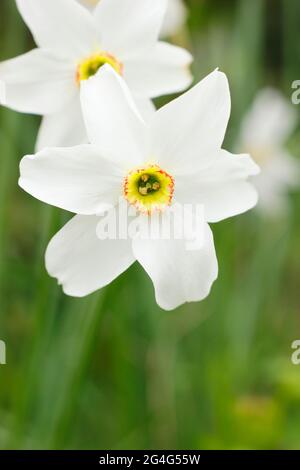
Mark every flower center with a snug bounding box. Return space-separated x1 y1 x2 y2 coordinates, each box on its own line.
124 164 174 213
76 52 123 82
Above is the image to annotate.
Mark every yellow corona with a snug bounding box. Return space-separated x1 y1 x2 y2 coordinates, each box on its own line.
77 52 123 82
124 164 174 213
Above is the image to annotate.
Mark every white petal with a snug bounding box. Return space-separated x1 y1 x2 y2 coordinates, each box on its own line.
161 0 187 37
0 49 75 114
150 70 231 175
16 0 99 58
36 98 87 150
80 66 147 168
175 150 259 222
133 221 218 310
93 0 168 59
124 42 193 98
239 88 297 148
192 181 258 223
19 145 123 214
134 97 156 123
199 150 260 180
46 214 134 297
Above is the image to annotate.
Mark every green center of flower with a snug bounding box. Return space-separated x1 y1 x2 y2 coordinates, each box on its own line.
137 173 161 196
76 52 123 82
124 164 174 214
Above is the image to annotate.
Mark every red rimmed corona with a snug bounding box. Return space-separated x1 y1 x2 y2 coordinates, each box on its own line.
124 164 175 214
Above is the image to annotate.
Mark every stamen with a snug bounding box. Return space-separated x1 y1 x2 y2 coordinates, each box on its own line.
139 187 148 196
140 174 149 183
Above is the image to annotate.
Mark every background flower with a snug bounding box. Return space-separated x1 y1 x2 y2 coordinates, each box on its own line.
238 88 299 215
0 0 192 149
161 0 188 37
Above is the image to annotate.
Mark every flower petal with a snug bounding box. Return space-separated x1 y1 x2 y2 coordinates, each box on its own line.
199 150 260 180
16 0 99 58
134 97 156 122
149 69 231 175
46 214 134 297
19 145 123 214
133 219 218 311
0 49 75 114
80 65 147 168
93 0 167 59
36 98 87 150
175 150 259 222
124 42 193 98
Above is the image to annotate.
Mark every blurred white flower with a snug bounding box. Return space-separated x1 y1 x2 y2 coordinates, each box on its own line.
161 0 188 37
78 0 188 37
0 0 192 149
238 88 299 215
19 67 258 310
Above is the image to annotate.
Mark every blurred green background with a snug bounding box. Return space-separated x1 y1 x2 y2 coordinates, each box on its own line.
0 0 300 450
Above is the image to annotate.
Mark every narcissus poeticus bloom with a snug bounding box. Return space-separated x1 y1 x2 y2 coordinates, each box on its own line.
238 88 299 215
0 0 192 148
19 67 259 310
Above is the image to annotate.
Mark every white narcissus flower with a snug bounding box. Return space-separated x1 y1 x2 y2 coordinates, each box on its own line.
77 0 188 38
19 67 259 310
0 0 193 149
238 88 299 215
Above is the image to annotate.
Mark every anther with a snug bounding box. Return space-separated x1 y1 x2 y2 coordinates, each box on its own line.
139 187 148 196
140 174 149 182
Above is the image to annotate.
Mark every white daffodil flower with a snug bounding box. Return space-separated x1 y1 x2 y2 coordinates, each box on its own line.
19 66 259 310
0 0 193 149
238 88 299 215
77 0 188 38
